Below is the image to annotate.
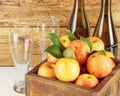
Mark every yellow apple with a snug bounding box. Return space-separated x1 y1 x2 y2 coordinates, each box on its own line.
55 58 80 82
38 62 56 79
59 34 71 48
86 36 105 52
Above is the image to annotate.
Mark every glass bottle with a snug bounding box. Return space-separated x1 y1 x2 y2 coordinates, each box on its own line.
93 0 118 58
68 0 90 38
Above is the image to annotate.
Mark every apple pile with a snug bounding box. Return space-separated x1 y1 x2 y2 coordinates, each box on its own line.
37 30 116 89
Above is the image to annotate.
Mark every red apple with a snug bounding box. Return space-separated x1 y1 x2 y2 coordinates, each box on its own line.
37 62 56 79
87 52 116 78
68 40 90 65
75 73 99 89
86 36 105 52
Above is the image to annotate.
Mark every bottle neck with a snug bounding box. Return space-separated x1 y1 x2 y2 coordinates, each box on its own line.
77 0 85 24
101 0 111 15
78 0 84 10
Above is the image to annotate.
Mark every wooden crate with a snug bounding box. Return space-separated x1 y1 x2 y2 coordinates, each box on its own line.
25 59 120 96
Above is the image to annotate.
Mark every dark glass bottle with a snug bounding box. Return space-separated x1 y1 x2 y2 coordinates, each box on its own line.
68 0 90 38
93 0 118 58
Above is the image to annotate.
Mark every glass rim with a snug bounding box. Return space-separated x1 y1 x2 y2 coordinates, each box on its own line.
37 16 59 26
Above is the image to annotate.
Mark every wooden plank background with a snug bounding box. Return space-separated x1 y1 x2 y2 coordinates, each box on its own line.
0 0 120 66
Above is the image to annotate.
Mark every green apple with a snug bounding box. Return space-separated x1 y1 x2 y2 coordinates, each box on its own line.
63 48 76 59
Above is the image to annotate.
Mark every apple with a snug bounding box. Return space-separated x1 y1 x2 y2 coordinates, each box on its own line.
55 58 80 82
59 34 71 48
68 40 90 65
87 51 116 78
63 48 76 59
75 73 99 89
86 36 105 52
37 62 56 79
47 53 58 64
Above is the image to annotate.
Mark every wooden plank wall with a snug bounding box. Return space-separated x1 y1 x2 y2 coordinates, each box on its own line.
0 0 120 66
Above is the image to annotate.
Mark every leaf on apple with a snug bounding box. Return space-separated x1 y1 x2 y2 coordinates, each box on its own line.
98 50 106 55
48 33 65 51
44 45 62 58
80 36 92 52
67 30 77 41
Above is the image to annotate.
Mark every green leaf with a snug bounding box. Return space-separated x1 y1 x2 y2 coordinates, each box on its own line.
44 45 62 58
49 33 65 51
98 50 106 55
48 33 59 46
67 30 77 41
80 36 92 52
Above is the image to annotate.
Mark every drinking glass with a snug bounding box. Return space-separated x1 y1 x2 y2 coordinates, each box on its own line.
37 16 59 61
9 23 34 93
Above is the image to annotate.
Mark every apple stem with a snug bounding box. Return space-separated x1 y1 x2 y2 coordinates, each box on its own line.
105 42 120 50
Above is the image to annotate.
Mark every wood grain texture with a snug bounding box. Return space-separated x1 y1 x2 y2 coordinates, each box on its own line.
0 0 120 66
0 0 120 27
